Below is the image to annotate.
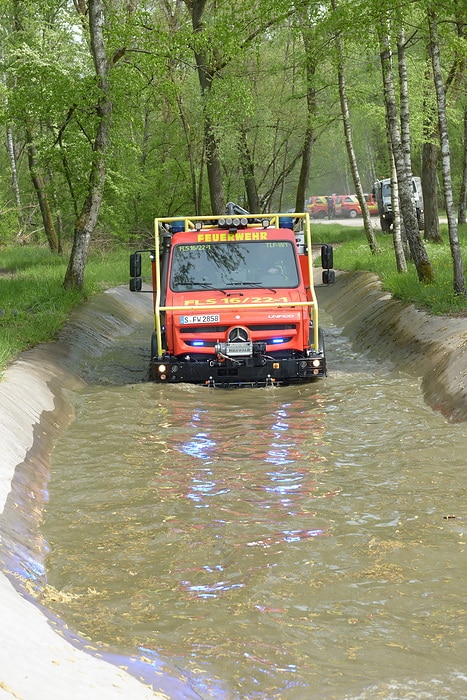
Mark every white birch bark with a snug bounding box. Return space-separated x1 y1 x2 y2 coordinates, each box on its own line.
428 8 466 295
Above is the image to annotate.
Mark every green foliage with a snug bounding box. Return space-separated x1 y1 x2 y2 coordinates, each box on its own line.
0 0 465 250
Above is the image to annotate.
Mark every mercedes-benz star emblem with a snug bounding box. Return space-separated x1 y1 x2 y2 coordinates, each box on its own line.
228 327 249 343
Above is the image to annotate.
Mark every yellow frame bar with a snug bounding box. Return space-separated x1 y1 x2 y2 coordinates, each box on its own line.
153 212 319 358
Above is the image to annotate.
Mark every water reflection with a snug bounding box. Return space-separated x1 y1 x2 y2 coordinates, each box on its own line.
41 325 467 699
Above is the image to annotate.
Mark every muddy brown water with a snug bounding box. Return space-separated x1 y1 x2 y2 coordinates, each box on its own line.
37 291 467 700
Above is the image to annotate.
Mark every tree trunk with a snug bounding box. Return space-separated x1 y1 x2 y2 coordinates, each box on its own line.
6 125 24 234
295 125 313 215
397 29 412 176
390 153 408 271
64 0 111 289
26 128 61 254
185 0 226 215
379 28 434 283
459 106 467 225
421 59 442 242
238 126 260 213
427 9 465 295
333 3 379 254
422 141 442 241
295 21 316 215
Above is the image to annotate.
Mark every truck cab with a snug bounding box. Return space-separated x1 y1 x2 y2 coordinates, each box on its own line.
130 212 333 387
373 176 424 232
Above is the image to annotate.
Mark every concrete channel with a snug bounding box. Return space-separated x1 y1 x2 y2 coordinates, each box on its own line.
0 274 466 699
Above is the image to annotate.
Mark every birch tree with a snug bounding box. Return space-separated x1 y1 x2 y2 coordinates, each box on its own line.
331 0 379 253
427 7 466 296
460 108 467 225
294 6 318 214
379 24 434 283
64 0 112 289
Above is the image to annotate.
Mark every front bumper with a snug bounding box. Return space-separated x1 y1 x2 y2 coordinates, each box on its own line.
150 354 326 387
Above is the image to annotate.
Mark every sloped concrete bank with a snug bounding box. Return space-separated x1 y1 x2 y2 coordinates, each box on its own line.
0 287 202 700
319 271 467 423
0 275 466 699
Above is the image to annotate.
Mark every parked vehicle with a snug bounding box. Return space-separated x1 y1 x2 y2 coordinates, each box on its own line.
364 192 379 215
335 195 361 218
129 210 334 387
308 194 361 219
307 196 329 219
373 176 424 232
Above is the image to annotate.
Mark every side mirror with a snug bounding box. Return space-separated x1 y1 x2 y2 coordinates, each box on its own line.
322 269 335 285
130 277 142 292
321 244 333 270
130 252 142 277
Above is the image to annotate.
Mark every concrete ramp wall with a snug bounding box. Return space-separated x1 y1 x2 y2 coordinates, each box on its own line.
319 271 467 423
0 288 196 700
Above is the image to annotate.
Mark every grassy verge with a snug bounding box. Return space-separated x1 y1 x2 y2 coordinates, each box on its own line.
0 245 129 375
313 221 467 316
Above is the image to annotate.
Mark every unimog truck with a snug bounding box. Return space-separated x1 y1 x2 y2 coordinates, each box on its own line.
129 210 334 387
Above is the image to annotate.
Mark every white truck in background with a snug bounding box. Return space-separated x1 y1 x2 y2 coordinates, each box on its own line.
373 176 424 233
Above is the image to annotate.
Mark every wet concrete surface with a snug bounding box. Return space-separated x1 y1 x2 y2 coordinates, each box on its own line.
0 276 466 699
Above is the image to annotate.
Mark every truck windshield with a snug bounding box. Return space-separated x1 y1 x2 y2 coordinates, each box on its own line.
170 240 299 291
382 182 391 198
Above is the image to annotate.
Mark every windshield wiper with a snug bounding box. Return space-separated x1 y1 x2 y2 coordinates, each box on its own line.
225 281 262 287
225 281 277 292
187 282 215 288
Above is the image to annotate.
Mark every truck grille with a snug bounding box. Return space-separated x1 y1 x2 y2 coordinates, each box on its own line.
180 323 296 334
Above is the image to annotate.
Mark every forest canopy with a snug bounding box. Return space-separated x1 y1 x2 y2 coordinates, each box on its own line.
0 0 466 289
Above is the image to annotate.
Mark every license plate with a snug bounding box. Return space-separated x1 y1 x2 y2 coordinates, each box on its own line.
225 341 253 356
180 314 220 324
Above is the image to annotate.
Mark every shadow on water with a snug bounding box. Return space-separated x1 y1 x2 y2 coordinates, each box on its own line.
34 293 467 699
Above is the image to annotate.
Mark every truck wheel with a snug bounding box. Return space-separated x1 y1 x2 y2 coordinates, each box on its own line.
349 209 358 218
317 210 326 219
151 331 158 359
318 327 325 354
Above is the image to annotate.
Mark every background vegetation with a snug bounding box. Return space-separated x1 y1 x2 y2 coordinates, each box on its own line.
0 0 466 369
1 1 465 245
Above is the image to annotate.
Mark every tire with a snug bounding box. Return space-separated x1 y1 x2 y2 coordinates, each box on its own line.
317 210 326 219
349 209 358 218
309 326 326 354
318 327 325 355
151 331 159 360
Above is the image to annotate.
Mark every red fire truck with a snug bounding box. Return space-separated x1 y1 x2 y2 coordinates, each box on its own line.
129 209 334 387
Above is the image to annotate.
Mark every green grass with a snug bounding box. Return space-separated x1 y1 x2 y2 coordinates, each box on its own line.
313 221 467 316
0 245 130 375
